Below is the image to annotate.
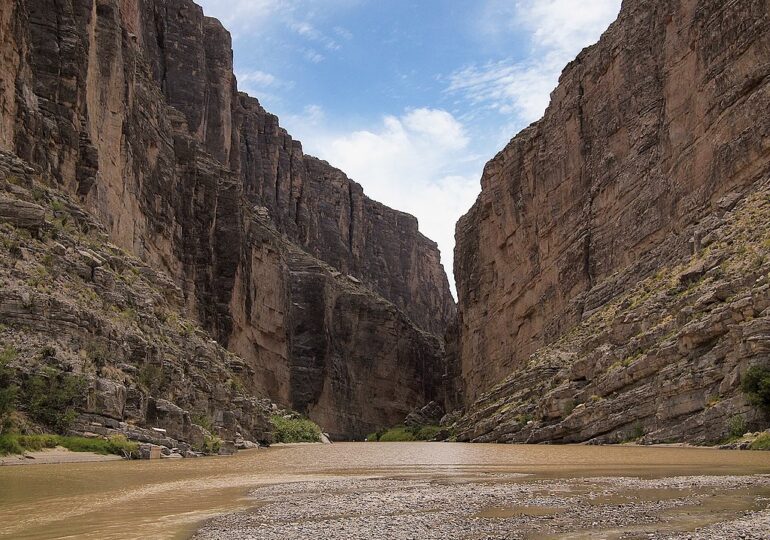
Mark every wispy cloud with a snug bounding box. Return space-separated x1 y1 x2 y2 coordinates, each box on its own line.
289 21 341 51
285 108 484 296
449 0 621 125
197 0 354 62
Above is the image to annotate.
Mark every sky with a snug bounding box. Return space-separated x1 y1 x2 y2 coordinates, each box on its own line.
196 0 622 296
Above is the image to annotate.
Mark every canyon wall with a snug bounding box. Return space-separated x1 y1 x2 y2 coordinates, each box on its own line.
0 0 454 438
453 0 770 442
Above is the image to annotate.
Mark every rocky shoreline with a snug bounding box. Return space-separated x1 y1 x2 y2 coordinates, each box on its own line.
193 474 770 539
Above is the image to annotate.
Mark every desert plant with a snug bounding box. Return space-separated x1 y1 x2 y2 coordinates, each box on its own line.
270 414 322 443
22 367 86 433
742 366 770 414
192 413 214 432
750 433 770 451
728 415 747 438
0 348 18 435
199 434 223 455
138 364 163 394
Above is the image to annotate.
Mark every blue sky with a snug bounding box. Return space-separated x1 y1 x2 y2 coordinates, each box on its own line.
197 0 622 295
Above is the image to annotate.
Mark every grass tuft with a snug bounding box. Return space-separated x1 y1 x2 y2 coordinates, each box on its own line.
750 433 770 451
0 433 138 457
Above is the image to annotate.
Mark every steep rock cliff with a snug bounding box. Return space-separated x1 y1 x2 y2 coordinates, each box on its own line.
454 0 770 441
0 0 454 438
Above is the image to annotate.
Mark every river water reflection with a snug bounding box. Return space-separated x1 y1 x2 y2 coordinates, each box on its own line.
1 443 769 539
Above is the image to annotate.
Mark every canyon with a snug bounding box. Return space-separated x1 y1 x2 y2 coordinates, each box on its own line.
0 0 454 443
0 0 769 451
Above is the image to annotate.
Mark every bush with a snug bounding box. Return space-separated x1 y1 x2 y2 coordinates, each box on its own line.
191 413 214 432
750 433 770 451
22 367 86 433
742 366 770 414
270 415 322 443
199 434 223 455
378 427 416 442
0 348 18 434
0 434 23 455
138 364 163 394
371 425 442 442
728 415 747 438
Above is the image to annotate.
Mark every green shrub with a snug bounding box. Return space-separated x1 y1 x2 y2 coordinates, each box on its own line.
22 367 86 433
728 415 747 438
750 433 770 451
741 366 770 414
0 434 23 455
372 425 442 442
563 400 577 416
138 364 163 394
199 434 222 455
105 435 139 458
270 415 322 443
414 425 441 440
192 413 214 432
0 348 18 434
378 426 416 442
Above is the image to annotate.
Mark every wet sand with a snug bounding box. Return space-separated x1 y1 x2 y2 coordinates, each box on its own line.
0 443 768 539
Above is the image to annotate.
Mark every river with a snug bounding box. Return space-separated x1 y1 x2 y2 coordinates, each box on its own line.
1 443 769 539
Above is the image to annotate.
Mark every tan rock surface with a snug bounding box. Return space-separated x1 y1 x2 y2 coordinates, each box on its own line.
455 0 770 408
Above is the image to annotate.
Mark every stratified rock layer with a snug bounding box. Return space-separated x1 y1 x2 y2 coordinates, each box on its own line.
0 151 274 450
453 0 770 441
0 0 454 438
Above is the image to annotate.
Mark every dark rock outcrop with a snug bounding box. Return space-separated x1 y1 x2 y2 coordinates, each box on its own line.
453 0 770 443
0 0 455 438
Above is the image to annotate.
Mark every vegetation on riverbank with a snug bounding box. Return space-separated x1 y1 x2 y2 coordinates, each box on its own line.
0 433 139 457
367 425 442 442
0 346 87 436
750 433 770 451
270 414 322 443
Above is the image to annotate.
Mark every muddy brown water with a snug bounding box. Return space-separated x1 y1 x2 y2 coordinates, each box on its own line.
0 442 768 539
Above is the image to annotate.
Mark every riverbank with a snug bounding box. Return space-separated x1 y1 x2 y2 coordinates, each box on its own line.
0 446 122 466
193 474 770 539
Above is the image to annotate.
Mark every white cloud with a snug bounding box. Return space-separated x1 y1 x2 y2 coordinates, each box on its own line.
303 49 326 64
237 69 277 88
284 108 483 297
449 0 621 124
197 0 353 60
196 0 283 34
289 21 341 51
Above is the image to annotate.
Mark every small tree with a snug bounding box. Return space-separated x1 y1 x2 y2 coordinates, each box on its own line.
741 366 770 415
23 367 86 433
0 348 18 434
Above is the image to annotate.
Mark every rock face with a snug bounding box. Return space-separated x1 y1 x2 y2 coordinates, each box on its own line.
0 151 274 449
453 0 770 443
0 0 455 438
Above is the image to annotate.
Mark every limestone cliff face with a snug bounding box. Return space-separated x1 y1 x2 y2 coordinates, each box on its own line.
0 0 454 438
453 0 770 442
456 0 770 403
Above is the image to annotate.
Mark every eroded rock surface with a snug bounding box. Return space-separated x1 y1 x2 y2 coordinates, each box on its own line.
453 0 770 443
0 0 454 438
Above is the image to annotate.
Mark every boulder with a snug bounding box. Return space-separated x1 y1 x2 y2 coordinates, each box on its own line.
0 196 45 231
